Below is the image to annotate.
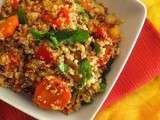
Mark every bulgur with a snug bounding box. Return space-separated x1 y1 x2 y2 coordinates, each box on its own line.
0 0 121 113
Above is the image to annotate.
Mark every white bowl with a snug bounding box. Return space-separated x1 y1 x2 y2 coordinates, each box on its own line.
0 0 147 120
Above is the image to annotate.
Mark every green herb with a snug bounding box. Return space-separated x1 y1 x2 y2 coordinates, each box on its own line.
76 3 92 19
79 59 92 88
94 42 100 56
107 58 114 70
55 29 90 44
58 61 69 74
99 79 106 92
30 29 90 45
17 7 28 24
72 87 79 100
50 36 59 49
55 30 74 41
30 29 44 40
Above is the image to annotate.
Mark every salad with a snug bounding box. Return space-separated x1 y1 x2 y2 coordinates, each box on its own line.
0 0 121 113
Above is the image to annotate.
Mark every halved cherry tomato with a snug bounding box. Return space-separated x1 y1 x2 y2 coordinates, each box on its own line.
98 47 112 67
0 15 19 38
36 45 56 63
41 8 70 28
10 0 20 9
33 77 71 110
94 26 108 39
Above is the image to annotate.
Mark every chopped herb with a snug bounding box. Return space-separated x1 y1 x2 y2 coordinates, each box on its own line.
17 7 28 24
107 58 114 70
55 30 74 41
50 36 59 49
99 79 106 92
79 59 92 88
94 42 100 56
55 29 90 44
30 29 90 46
30 29 44 40
72 87 79 100
76 3 92 19
58 61 69 74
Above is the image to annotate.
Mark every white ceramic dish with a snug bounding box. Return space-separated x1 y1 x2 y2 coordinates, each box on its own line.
0 0 146 120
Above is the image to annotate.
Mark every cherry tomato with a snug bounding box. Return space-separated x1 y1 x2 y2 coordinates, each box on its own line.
94 26 108 39
0 15 19 38
36 45 55 63
33 77 71 110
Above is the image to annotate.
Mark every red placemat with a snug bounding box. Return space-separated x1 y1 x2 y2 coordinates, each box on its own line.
0 19 160 120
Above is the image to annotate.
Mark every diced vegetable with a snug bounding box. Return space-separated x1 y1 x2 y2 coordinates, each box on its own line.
109 25 121 40
10 0 20 9
58 61 69 74
0 15 19 38
36 45 55 63
17 7 28 24
79 59 92 88
33 77 71 110
98 47 112 67
41 8 70 28
94 26 107 39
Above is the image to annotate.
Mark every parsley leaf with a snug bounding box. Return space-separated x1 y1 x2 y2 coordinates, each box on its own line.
99 79 106 92
30 29 44 40
17 7 28 24
79 59 92 88
50 36 59 49
58 61 69 74
30 29 90 48
55 29 90 44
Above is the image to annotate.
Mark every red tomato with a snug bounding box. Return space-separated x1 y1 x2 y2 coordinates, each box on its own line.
10 0 20 9
94 26 108 39
33 77 71 110
36 45 55 63
98 47 112 67
41 8 70 28
58 8 70 24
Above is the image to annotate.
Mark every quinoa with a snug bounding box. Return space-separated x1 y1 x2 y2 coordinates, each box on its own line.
0 0 121 114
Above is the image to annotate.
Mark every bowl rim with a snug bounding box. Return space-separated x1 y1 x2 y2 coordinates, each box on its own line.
91 0 147 119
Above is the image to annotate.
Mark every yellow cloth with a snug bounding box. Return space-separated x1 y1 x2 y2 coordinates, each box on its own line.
143 0 160 31
95 1 160 120
95 76 160 120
